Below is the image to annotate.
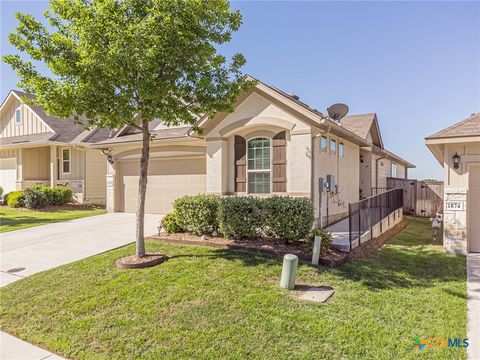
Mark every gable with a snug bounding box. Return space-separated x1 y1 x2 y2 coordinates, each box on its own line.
0 93 52 139
368 118 383 148
206 90 311 138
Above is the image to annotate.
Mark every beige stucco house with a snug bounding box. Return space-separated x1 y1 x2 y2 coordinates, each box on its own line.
426 113 480 254
0 90 108 204
92 77 414 227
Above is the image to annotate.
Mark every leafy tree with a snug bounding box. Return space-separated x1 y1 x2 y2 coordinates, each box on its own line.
4 0 251 258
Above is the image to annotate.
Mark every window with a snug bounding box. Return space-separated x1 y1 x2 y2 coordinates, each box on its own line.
15 107 22 125
247 138 270 194
321 135 327 153
391 162 397 177
62 148 71 174
339 142 344 157
330 138 337 155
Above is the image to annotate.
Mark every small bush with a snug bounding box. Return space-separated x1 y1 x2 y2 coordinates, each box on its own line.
173 194 220 235
0 186 3 199
161 212 183 234
50 186 72 205
307 228 332 255
218 196 263 239
6 190 25 208
262 196 314 244
23 187 48 209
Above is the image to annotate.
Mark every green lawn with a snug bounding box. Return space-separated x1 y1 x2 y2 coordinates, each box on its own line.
0 206 106 232
0 217 466 359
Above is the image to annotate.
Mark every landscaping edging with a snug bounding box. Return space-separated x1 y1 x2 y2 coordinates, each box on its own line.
116 253 168 269
146 234 348 267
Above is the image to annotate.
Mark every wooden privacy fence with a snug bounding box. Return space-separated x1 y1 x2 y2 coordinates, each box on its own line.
385 177 443 217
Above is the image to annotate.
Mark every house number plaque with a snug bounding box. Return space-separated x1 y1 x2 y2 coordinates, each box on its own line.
445 201 463 211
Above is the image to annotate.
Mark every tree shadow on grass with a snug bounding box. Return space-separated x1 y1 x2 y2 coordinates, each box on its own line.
168 248 283 268
0 215 66 230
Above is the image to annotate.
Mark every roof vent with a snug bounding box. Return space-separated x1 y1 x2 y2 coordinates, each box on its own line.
288 93 300 101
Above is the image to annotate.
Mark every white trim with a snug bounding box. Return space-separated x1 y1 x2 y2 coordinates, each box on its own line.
1 91 55 133
246 137 272 194
61 147 71 175
15 106 22 125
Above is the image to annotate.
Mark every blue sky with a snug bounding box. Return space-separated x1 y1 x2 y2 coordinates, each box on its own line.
1 1 479 180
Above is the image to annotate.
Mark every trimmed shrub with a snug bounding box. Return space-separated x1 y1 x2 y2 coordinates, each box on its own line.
161 212 183 234
50 186 72 205
6 190 25 208
262 196 314 244
307 228 332 255
173 194 220 235
218 196 263 239
23 187 48 209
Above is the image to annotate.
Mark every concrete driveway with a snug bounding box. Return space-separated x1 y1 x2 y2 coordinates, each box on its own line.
0 212 160 286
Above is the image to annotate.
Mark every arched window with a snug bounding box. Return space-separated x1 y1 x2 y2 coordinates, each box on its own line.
247 138 271 194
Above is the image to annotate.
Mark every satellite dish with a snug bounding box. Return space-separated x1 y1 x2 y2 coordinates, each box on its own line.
327 103 349 121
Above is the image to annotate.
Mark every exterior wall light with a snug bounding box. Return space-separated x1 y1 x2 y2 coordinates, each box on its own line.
453 152 461 169
107 154 114 165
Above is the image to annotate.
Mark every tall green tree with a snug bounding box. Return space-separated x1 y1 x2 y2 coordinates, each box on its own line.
4 0 250 258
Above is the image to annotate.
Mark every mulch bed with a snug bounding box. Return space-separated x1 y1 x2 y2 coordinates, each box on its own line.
146 232 349 267
347 219 408 260
147 219 409 267
116 252 168 269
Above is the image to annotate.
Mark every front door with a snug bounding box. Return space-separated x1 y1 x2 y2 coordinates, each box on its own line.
469 164 480 253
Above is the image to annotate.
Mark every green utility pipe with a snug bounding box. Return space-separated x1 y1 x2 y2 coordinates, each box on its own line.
280 254 298 290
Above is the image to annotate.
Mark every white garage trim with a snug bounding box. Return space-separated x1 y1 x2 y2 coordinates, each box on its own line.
0 158 17 193
118 156 206 214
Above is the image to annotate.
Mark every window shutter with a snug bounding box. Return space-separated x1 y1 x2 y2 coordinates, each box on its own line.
234 135 246 192
272 131 287 192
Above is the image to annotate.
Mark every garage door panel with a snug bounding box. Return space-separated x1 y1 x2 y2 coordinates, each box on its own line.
0 158 17 193
120 158 206 214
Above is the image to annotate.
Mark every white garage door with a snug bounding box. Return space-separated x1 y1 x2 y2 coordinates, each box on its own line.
469 164 480 253
119 157 206 214
0 158 17 193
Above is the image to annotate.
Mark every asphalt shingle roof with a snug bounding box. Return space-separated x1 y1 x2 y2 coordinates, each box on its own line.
94 126 191 145
426 113 480 139
340 113 376 140
12 90 88 143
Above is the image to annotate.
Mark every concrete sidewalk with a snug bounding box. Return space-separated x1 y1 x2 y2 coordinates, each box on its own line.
468 253 480 360
0 212 160 359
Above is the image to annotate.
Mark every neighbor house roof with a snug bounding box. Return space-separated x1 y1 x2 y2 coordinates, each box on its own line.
425 113 480 139
92 126 192 146
0 133 57 147
11 90 88 143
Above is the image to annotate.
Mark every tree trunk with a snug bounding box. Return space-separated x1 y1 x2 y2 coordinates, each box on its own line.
136 117 150 258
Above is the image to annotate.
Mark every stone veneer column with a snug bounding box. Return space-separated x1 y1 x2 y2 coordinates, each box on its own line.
443 188 468 254
106 159 116 212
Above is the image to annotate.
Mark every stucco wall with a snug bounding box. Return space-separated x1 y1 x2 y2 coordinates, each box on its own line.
0 96 51 138
442 142 480 254
207 91 311 196
312 135 360 226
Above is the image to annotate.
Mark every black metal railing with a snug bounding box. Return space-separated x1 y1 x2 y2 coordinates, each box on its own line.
348 188 403 251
